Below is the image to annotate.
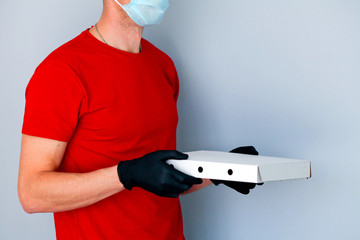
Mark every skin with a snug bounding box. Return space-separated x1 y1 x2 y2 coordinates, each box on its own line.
18 0 212 214
89 0 143 53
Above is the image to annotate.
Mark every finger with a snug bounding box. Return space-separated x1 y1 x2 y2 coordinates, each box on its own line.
154 150 188 161
164 161 202 184
246 183 256 189
169 166 203 185
211 179 221 186
158 192 179 198
230 146 259 155
223 181 251 195
164 176 193 193
225 183 250 194
239 189 250 195
236 186 250 195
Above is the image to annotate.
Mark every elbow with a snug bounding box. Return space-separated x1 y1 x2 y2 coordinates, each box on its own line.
18 189 36 214
18 184 41 214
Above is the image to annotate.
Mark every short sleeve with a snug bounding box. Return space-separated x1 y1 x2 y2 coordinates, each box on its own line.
173 67 180 103
22 58 87 142
166 59 180 103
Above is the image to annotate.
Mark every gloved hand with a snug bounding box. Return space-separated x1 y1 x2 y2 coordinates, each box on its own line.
117 150 203 198
211 146 263 195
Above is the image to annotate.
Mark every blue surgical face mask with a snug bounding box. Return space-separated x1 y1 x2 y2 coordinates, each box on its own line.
113 0 169 27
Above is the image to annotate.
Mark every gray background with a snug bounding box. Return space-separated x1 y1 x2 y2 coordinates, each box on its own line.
1 0 359 239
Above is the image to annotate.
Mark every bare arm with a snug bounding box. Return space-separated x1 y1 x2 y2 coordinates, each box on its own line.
18 134 124 214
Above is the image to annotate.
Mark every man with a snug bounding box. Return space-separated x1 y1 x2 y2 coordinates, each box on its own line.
18 0 258 239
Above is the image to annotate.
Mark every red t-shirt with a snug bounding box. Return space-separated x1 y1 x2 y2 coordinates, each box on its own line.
22 29 184 240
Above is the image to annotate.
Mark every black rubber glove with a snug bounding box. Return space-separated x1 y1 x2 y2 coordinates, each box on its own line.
211 146 263 195
117 150 203 198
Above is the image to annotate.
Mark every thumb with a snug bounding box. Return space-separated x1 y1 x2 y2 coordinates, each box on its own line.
155 150 188 161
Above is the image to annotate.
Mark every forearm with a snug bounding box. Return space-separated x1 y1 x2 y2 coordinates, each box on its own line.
19 165 124 213
181 178 213 195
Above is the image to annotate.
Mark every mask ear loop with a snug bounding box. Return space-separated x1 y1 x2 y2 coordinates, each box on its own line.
113 0 126 9
113 0 139 23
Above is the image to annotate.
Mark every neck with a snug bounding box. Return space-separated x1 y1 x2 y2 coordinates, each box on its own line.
90 1 144 53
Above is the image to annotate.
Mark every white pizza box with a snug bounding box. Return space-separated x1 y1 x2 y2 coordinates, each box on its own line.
166 150 311 183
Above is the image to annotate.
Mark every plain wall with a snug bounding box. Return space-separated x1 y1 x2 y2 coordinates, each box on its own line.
1 0 359 239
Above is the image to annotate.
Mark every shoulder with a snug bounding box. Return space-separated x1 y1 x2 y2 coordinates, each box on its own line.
28 32 89 101
32 30 91 86
40 30 88 68
142 38 176 67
